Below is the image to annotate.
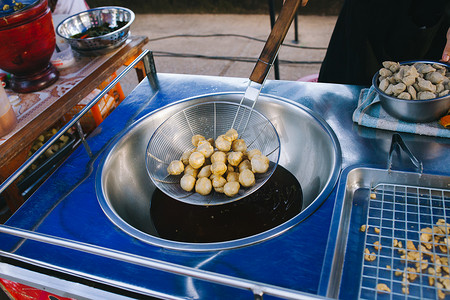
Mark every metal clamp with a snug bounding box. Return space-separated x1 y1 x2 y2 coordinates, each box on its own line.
387 133 423 174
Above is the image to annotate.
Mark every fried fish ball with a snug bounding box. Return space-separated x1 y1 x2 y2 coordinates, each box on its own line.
238 159 252 173
239 169 255 187
180 149 194 165
227 171 240 182
210 151 227 164
189 151 205 169
227 151 243 167
225 128 239 141
224 181 240 197
180 174 196 192
197 140 214 158
214 186 224 193
184 165 199 177
246 149 262 160
207 138 215 147
212 176 226 188
192 134 205 147
232 139 247 152
215 135 232 152
167 160 184 175
227 164 235 173
195 177 212 195
211 161 227 176
198 165 212 178
251 154 270 173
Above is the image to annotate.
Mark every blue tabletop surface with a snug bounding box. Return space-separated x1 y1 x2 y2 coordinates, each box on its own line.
1 73 449 299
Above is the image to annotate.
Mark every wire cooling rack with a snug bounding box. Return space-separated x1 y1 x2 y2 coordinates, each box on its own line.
359 182 450 299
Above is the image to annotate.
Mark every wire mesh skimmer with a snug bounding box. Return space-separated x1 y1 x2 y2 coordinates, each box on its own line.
145 101 280 206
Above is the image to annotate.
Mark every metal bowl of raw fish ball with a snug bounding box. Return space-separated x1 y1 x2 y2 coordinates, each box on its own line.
372 60 450 123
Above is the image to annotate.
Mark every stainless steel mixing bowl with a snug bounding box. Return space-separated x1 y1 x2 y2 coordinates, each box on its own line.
56 6 135 56
372 60 450 123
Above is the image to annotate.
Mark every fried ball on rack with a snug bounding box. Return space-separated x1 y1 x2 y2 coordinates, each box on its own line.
192 134 206 147
239 169 255 187
180 174 196 192
224 181 240 197
167 160 184 175
195 177 212 195
251 154 270 173
189 151 205 169
215 135 232 152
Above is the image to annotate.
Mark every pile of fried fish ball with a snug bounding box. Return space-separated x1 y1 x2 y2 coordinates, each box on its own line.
166 129 270 197
377 61 450 100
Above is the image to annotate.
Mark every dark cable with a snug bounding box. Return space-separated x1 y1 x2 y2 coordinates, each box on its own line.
147 33 327 50
152 50 322 65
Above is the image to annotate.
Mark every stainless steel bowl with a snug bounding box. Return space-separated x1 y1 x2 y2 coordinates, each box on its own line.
56 6 135 56
372 60 450 123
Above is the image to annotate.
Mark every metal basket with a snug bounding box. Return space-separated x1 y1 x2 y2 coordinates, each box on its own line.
56 6 135 56
146 101 281 206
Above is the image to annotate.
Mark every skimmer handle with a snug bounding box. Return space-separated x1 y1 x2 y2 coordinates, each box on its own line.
249 0 302 84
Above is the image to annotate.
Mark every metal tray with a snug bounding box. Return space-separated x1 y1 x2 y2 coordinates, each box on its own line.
324 166 450 299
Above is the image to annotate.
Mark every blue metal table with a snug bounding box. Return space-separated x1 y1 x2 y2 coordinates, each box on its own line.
0 67 448 299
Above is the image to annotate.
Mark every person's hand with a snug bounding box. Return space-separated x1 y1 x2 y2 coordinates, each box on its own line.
441 27 450 62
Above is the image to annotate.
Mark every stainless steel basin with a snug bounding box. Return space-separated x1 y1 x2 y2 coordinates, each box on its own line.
96 93 341 251
324 166 450 299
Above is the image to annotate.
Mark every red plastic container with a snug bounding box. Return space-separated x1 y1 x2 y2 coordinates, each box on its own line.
0 0 59 93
